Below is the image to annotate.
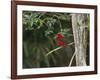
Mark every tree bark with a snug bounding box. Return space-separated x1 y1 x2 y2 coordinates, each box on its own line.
71 13 88 66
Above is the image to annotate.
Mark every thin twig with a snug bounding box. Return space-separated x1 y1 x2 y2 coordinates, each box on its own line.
68 42 74 46
45 46 62 57
45 42 74 57
68 51 76 67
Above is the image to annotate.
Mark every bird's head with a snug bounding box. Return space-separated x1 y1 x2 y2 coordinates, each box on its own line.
56 32 64 39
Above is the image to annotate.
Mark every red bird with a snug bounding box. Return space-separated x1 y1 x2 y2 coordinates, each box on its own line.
56 32 67 47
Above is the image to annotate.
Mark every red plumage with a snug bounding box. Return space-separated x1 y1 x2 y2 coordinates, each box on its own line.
56 33 64 39
56 33 67 47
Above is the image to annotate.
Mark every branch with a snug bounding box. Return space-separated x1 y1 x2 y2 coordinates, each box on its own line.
45 42 74 57
68 51 76 67
45 46 62 57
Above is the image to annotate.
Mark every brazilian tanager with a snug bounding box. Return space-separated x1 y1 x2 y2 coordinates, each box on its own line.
56 32 67 47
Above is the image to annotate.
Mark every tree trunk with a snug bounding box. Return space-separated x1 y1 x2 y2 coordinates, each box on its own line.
71 14 88 66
